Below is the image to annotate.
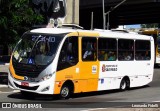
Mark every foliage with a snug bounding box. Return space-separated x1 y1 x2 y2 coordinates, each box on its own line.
0 0 44 54
141 23 158 28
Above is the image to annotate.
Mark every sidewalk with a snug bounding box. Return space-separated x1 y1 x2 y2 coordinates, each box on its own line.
0 62 9 66
0 64 9 85
0 63 9 72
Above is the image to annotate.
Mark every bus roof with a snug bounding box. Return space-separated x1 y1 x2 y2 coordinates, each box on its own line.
30 28 152 40
30 28 76 34
97 29 152 40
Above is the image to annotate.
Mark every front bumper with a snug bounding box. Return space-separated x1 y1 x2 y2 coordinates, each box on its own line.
8 72 54 95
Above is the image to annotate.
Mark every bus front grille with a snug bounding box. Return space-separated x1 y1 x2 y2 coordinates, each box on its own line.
12 61 45 78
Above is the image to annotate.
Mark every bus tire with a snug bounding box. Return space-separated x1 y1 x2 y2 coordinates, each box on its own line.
60 85 71 99
120 78 130 91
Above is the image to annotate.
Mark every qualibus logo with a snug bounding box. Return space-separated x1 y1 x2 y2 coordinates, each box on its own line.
102 64 118 72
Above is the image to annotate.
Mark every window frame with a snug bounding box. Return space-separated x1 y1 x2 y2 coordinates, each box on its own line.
82 37 97 62
57 36 79 71
135 40 151 61
98 37 117 61
118 39 134 61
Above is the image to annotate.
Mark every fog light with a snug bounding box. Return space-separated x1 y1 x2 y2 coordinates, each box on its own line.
41 86 50 92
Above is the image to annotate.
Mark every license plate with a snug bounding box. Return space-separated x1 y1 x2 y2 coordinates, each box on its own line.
21 82 29 87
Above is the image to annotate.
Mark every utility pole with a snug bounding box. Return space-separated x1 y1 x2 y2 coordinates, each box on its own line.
102 0 105 30
91 12 94 30
106 11 111 30
102 0 126 30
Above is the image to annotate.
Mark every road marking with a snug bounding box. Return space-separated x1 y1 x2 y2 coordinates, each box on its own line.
81 108 108 111
152 101 160 102
0 92 12 94
0 85 19 94
0 90 20 94
0 85 8 88
13 90 20 93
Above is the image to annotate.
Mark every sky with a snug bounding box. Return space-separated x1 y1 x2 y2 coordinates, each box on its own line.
126 24 141 29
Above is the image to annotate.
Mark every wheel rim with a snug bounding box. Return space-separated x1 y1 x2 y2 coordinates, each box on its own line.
121 81 126 90
61 87 69 98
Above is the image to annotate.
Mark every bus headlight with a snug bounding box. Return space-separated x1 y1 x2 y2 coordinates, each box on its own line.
40 72 55 82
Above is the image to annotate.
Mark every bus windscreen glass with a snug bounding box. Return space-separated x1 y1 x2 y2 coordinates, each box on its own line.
12 33 64 65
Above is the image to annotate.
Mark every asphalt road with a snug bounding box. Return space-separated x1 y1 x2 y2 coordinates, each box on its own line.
0 65 160 111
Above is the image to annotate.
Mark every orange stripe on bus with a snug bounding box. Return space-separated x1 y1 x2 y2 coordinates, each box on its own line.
9 59 24 80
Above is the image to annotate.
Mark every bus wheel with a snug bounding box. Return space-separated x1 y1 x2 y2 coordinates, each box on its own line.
60 85 71 99
120 79 127 91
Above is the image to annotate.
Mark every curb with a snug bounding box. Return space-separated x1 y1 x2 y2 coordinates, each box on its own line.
4 63 9 65
0 63 9 66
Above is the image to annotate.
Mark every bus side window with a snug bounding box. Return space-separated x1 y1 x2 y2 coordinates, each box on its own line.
57 37 78 71
98 38 117 61
135 40 151 60
118 39 134 61
82 37 97 61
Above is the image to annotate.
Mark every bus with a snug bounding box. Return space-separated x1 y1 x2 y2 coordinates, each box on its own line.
139 30 160 65
8 28 154 99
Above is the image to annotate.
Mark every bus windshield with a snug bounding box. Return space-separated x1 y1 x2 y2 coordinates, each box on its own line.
12 33 64 65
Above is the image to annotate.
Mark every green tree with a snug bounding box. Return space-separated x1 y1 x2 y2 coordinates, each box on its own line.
0 0 44 55
141 23 158 28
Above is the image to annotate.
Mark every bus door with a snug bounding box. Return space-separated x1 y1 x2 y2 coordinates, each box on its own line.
56 36 79 93
79 37 99 92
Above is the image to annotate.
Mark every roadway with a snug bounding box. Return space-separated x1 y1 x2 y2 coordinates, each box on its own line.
0 65 160 111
